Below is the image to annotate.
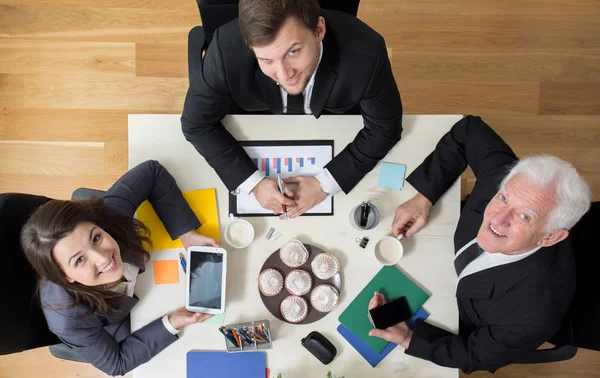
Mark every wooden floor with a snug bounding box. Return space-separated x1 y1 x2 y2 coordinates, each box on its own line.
1 0 599 377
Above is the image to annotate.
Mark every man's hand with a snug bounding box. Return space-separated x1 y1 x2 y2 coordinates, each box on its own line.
282 176 328 218
392 193 433 238
367 292 413 349
180 231 218 251
168 307 213 329
252 177 295 214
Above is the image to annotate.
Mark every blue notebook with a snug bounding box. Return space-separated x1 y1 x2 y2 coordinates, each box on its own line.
186 351 266 378
337 307 430 367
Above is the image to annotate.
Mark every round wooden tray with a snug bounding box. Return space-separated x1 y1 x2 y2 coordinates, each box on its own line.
258 243 342 324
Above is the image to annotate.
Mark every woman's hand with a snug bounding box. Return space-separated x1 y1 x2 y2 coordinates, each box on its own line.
168 307 213 329
180 230 218 251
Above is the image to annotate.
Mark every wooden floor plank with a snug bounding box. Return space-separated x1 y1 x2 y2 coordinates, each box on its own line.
1 0 196 11
539 82 600 115
0 108 180 141
398 81 540 115
0 174 120 200
136 43 187 78
0 39 135 77
0 140 104 175
0 4 199 43
0 346 129 378
358 0 600 15
364 15 600 50
391 48 600 83
22 75 189 111
481 114 600 149
0 74 25 108
104 140 128 175
0 108 128 141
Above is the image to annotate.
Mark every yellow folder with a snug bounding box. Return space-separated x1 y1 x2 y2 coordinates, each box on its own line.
136 188 220 251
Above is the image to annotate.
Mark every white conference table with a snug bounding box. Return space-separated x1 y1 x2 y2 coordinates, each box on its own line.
128 114 462 378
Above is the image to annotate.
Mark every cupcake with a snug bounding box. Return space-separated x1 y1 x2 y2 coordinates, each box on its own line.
279 239 309 268
310 253 340 280
310 284 339 313
258 268 284 296
280 295 309 323
285 269 313 296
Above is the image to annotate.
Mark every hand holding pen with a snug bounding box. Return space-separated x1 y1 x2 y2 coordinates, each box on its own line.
277 174 289 220
252 177 295 215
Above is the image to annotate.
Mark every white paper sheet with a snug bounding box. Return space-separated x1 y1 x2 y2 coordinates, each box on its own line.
234 143 333 215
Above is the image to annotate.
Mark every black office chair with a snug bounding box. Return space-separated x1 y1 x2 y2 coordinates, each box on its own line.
0 193 58 356
188 0 361 82
516 201 600 363
0 189 104 361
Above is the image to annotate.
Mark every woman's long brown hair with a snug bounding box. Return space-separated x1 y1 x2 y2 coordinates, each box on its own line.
20 198 152 315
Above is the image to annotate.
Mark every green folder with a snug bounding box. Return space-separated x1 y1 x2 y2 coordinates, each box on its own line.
338 266 430 353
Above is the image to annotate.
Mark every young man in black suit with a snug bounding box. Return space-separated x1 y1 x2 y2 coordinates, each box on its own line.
182 0 402 217
368 116 591 373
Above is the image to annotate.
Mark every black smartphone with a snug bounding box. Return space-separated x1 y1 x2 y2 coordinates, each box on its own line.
368 296 412 329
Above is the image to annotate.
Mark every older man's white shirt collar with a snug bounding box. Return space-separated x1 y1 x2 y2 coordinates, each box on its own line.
457 238 542 280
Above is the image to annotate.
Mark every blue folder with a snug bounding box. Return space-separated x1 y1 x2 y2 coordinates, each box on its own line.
337 307 430 367
186 351 266 378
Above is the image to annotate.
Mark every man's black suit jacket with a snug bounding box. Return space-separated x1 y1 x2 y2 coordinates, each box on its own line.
404 116 576 373
181 9 402 193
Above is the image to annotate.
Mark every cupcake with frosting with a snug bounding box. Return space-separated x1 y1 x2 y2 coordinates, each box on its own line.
258 268 284 296
285 269 312 296
280 295 309 323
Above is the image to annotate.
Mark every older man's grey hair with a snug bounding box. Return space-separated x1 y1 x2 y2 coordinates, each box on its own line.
500 155 591 232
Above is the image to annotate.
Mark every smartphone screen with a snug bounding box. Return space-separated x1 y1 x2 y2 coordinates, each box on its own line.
368 296 412 329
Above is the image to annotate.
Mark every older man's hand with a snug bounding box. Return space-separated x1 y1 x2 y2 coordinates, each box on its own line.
367 291 413 349
392 193 433 238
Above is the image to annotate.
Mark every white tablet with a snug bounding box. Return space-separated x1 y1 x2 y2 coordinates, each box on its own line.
185 246 227 314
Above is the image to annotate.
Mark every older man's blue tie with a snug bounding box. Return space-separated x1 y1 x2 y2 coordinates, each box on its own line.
454 242 485 276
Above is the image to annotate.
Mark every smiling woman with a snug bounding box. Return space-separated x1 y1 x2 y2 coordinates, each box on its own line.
19 160 218 376
21 198 150 314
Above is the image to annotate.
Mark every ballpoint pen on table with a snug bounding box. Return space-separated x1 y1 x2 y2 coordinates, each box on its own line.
277 174 288 220
178 252 187 273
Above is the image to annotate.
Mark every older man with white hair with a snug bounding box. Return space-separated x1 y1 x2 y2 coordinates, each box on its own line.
368 115 591 374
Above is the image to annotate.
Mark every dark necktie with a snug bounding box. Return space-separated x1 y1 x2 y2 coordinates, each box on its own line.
286 93 305 114
454 242 484 276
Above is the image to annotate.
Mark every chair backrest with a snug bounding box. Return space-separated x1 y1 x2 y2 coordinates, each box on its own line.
560 201 600 351
195 0 360 46
0 193 59 355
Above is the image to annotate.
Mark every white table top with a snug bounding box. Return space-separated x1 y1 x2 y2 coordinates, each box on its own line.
128 114 462 378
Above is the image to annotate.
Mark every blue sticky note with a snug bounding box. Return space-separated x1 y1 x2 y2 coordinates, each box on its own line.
337 307 430 367
377 162 406 190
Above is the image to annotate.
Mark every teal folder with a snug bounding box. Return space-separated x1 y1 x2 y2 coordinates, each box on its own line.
338 266 430 353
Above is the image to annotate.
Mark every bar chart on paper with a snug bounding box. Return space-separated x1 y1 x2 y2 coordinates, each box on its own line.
253 157 317 176
230 140 334 216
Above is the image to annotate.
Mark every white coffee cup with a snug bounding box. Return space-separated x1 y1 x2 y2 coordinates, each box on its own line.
224 214 255 249
374 235 404 265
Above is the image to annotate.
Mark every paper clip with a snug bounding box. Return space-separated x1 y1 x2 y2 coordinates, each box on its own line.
356 236 370 248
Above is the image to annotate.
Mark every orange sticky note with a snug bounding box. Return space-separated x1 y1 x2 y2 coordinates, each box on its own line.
153 260 179 285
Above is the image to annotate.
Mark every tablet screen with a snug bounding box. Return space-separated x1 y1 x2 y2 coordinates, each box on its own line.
189 252 224 309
